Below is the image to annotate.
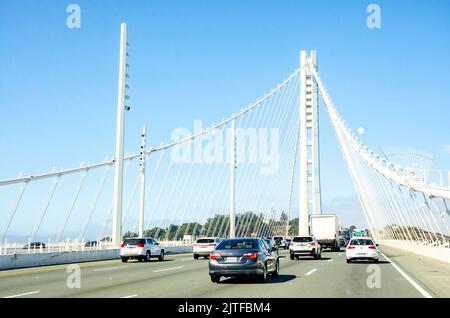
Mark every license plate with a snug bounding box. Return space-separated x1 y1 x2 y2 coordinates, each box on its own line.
357 253 366 256
226 257 238 263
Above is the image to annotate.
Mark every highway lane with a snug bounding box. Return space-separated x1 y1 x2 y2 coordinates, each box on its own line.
0 249 431 298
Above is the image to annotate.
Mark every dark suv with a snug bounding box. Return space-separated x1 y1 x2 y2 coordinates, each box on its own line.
209 238 279 283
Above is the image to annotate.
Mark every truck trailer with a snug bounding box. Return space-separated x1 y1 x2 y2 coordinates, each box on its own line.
310 214 340 251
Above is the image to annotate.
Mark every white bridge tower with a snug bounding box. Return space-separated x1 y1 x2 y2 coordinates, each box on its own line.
299 49 322 236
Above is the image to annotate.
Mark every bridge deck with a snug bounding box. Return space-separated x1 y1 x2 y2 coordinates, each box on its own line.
1 247 447 298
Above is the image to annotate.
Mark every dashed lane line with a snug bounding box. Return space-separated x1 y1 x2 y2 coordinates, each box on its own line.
305 269 317 276
3 291 40 298
93 266 128 272
153 266 184 273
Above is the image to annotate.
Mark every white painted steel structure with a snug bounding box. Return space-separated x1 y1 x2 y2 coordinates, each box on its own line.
0 24 448 263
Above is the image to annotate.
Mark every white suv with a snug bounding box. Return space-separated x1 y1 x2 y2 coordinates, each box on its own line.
346 237 379 263
193 237 221 259
289 236 322 260
272 236 288 250
120 237 164 263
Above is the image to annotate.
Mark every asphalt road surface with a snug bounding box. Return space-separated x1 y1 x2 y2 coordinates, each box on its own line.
0 248 439 298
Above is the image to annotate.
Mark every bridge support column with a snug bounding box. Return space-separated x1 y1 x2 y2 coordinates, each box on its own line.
112 23 128 247
138 126 147 238
299 50 322 236
229 119 236 238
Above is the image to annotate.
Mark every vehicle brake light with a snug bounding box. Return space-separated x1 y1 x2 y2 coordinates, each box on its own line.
310 242 316 246
243 252 258 260
210 252 222 260
136 243 144 247
208 243 216 246
368 246 377 250
120 244 126 248
347 246 355 249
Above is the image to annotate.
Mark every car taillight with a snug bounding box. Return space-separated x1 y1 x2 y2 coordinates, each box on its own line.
210 252 222 260
368 246 377 249
120 244 126 248
310 242 316 246
136 243 144 247
347 246 355 249
243 252 258 260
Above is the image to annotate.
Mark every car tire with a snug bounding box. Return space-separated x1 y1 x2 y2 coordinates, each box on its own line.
290 253 294 260
210 275 220 283
121 257 128 263
158 250 164 261
318 253 322 259
272 261 280 278
259 264 268 282
194 254 199 260
144 251 150 262
347 259 351 263
374 258 379 263
314 254 318 259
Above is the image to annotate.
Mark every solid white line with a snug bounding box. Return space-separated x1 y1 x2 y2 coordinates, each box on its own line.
379 251 433 298
153 266 183 273
122 294 138 298
3 291 40 298
305 268 317 276
93 266 128 272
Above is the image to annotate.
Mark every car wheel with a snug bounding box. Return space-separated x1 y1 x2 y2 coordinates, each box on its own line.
144 251 150 262
259 264 268 282
290 253 294 260
347 259 351 263
210 275 220 283
121 257 128 263
194 254 199 260
272 261 279 277
158 250 164 261
318 253 322 259
374 258 379 263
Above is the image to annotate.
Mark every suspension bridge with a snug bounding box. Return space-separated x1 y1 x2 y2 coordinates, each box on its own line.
0 23 449 298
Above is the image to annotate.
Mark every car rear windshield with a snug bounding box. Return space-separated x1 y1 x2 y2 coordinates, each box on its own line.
123 239 145 245
217 239 257 249
293 237 313 242
349 239 374 246
196 238 215 244
273 237 283 240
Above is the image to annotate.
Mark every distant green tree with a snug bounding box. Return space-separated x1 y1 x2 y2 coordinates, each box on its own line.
122 231 138 240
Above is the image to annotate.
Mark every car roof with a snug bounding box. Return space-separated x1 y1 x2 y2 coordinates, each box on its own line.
350 236 373 240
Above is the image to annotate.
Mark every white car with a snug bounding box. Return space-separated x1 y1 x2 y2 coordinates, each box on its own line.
193 237 221 259
272 236 288 250
346 237 379 263
289 236 322 260
120 237 164 262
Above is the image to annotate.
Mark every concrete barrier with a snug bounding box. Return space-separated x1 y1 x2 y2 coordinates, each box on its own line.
0 245 193 270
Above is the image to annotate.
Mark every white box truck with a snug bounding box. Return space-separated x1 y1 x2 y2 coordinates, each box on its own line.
310 214 340 251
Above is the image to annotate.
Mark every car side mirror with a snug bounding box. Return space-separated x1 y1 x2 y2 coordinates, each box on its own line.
155 242 159 245
271 247 277 252
376 244 379 246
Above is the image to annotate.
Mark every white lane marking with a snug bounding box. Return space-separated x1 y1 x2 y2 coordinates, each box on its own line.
153 266 183 273
305 268 317 276
93 266 128 272
3 291 40 298
379 251 433 298
122 294 138 298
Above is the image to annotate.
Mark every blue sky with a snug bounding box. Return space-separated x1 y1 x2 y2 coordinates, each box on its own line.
1 0 450 237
